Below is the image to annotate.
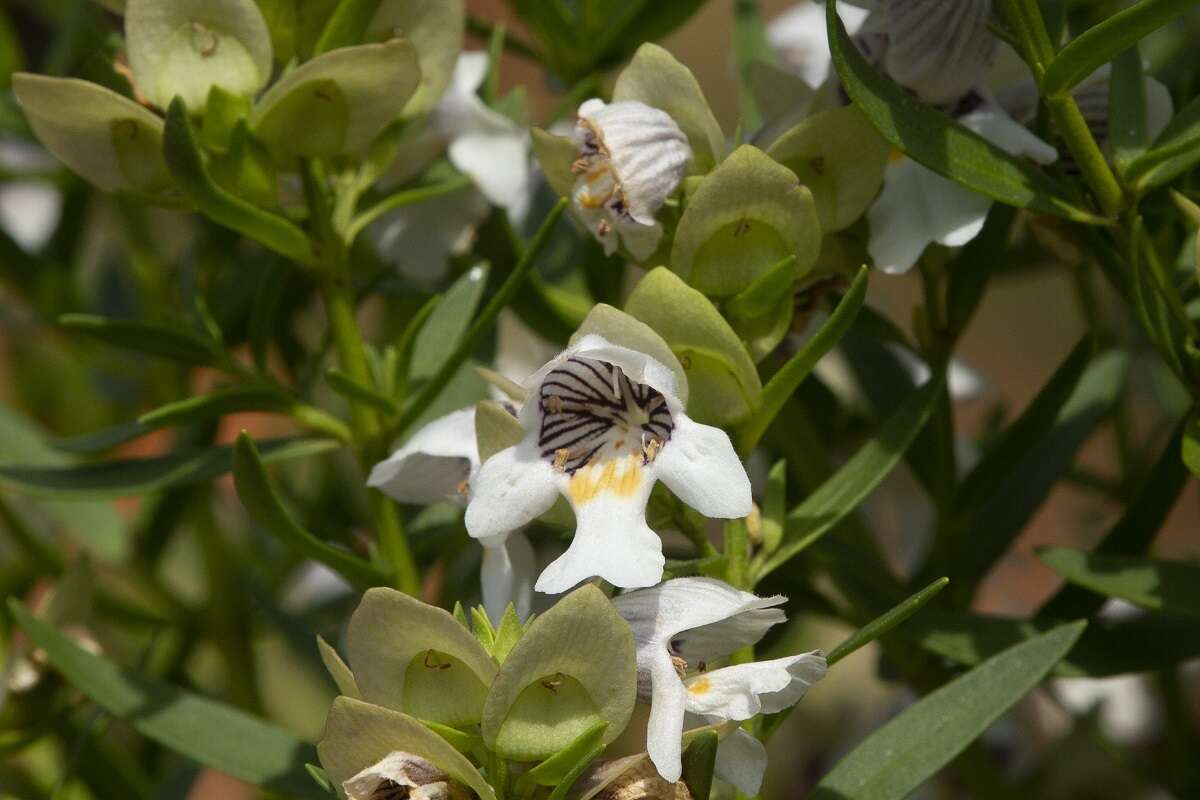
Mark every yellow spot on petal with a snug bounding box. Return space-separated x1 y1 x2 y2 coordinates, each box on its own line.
688 677 712 696
566 454 644 505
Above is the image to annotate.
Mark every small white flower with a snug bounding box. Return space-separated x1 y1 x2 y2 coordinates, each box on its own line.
867 98 1058 274
571 99 692 260
0 139 62 253
881 0 997 106
612 578 826 791
368 408 533 623
767 1 872 89
342 751 471 800
433 52 535 224
464 336 751 594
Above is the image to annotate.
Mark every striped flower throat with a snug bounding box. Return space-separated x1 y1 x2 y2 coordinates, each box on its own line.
538 356 674 478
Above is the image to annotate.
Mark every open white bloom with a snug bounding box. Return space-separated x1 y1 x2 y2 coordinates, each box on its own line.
571 99 692 260
882 0 996 105
433 52 535 224
368 408 533 622
612 578 826 791
465 335 751 594
343 751 471 800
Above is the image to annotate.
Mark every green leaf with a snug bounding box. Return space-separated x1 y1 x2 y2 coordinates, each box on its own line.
1109 48 1148 174
1040 0 1196 97
1186 410 1200 478
810 621 1086 800
735 264 868 455
138 386 296 427
345 587 497 727
9 600 325 798
953 350 1127 589
530 126 576 199
724 255 798 360
625 268 762 425
58 313 219 365
125 0 273 109
313 0 381 53
824 0 1103 224
829 577 950 666
482 585 635 761
1040 427 1190 619
163 98 316 265
251 39 421 156
612 43 724 173
1129 93 1200 191
1038 548 1200 619
50 422 153 455
12 74 176 201
671 145 820 298
319 697 496 800
317 635 361 699
364 0 463 117
766 105 889 233
233 433 386 590
0 435 336 500
903 610 1200 677
411 264 490 381
758 375 943 579
491 603 525 664
680 730 718 800
518 719 608 788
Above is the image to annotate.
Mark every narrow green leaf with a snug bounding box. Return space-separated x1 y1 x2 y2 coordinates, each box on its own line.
1128 92 1200 190
0 436 337 500
138 386 295 427
59 313 219 365
735 264 868 455
1185 409 1200 478
1038 548 1200 619
313 0 381 53
9 600 324 798
680 730 718 800
828 577 950 666
954 338 1092 514
903 610 1200 677
1040 0 1196 97
1040 427 1189 619
1109 48 1148 173
825 0 1103 224
325 368 401 415
411 264 490 381
757 375 943 579
954 351 1127 588
162 97 316 266
233 433 386 590
518 720 608 788
810 621 1086 800
50 421 154 455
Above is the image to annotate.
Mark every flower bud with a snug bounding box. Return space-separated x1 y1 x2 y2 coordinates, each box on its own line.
571 99 691 259
343 751 473 800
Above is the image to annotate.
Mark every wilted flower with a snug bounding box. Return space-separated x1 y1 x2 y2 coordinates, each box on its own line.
465 335 751 594
342 751 472 800
368 407 534 622
577 756 693 800
571 99 692 259
612 578 826 792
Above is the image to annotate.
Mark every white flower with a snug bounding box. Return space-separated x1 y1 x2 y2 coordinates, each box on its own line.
342 751 471 800
881 0 997 105
868 97 1058 274
612 578 826 791
767 1 872 89
571 99 692 260
464 336 751 594
367 407 533 623
433 52 535 224
0 139 61 253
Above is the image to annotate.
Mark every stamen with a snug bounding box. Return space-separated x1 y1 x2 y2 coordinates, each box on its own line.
611 364 621 400
642 435 663 464
455 479 469 496
553 448 571 471
671 655 688 679
546 394 564 414
596 219 612 236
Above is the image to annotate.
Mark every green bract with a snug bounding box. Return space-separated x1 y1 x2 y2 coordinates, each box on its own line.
319 697 497 800
365 0 464 118
569 304 690 406
767 105 889 233
625 268 762 425
475 401 523 462
671 144 820 298
125 0 273 111
250 40 421 156
481 585 636 761
13 74 175 201
530 126 576 198
345 588 497 727
612 43 725 173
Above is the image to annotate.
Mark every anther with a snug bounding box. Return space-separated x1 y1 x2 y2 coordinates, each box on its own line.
671 655 688 679
553 449 570 471
642 435 663 464
546 395 564 414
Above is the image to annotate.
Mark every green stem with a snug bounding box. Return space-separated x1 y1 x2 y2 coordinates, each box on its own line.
724 517 750 590
997 0 1124 218
391 198 567 440
345 175 473 248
